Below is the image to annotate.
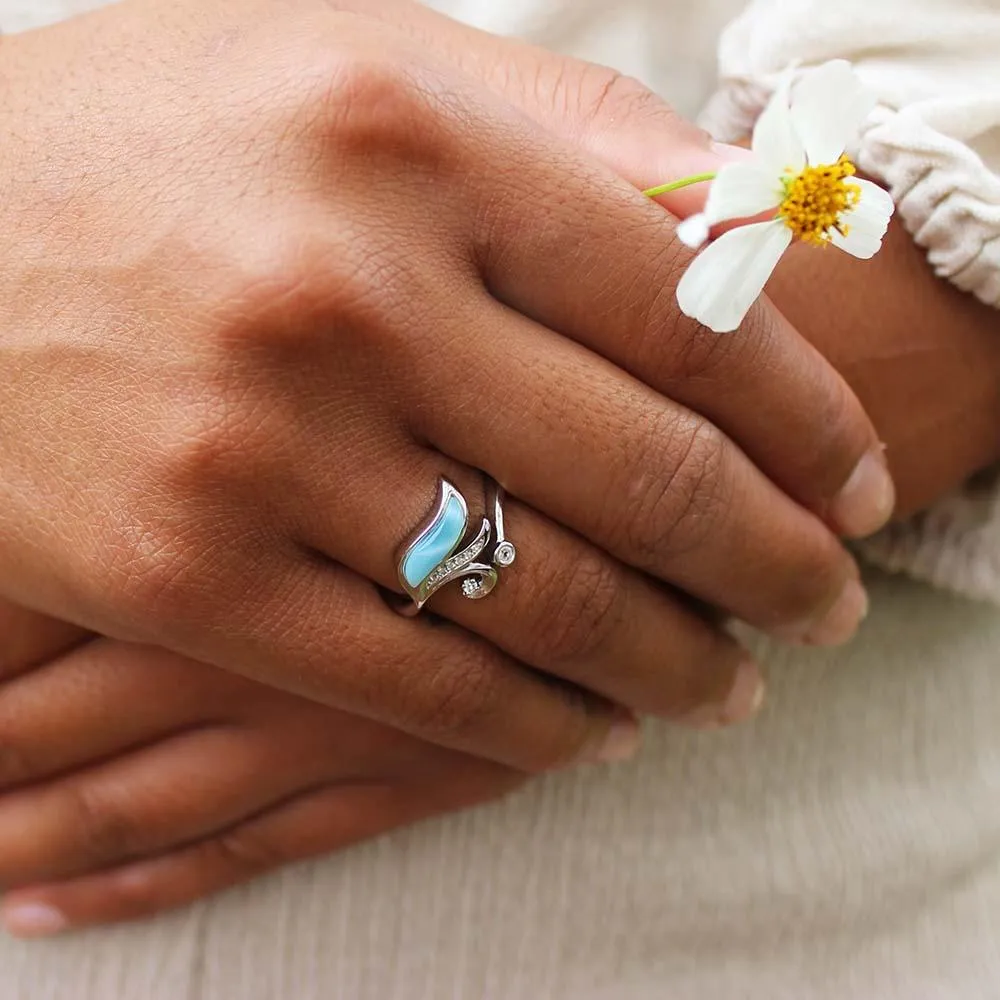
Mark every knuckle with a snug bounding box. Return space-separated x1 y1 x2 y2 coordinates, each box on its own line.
158 404 242 493
224 227 398 345
661 295 779 386
105 868 170 920
575 67 677 134
214 226 420 367
527 548 625 665
619 412 731 565
304 43 454 167
227 18 459 169
65 783 141 867
219 230 343 344
299 237 411 344
212 826 288 876
617 244 786 390
92 409 271 632
405 643 504 745
153 383 276 499
0 725 34 789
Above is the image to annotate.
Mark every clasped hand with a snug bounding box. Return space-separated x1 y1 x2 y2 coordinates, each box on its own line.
0 0 893 776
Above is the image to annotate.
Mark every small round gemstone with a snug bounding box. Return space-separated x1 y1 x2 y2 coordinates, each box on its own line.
461 578 483 598
494 542 516 568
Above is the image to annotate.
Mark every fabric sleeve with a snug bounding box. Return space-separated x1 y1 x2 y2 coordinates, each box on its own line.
696 0 1000 605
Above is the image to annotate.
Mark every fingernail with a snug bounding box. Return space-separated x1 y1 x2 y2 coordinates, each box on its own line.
710 140 754 162
804 578 869 646
590 710 642 763
2 901 67 938
830 449 896 538
722 658 766 724
780 577 869 647
682 658 765 729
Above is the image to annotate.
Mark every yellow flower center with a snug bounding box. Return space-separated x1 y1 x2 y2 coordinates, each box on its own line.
778 154 861 247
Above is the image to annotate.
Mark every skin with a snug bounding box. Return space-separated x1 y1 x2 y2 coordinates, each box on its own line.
770 223 1000 517
2 144 999 947
0 0 897 775
3 0 997 938
0 621 526 934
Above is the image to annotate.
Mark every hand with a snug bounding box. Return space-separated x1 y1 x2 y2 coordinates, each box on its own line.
767 220 1000 516
0 605 523 936
0 0 893 771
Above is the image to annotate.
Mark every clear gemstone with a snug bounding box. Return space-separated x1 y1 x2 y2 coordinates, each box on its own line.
461 578 482 598
494 542 516 568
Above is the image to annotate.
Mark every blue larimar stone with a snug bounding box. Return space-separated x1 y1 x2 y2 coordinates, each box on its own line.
401 492 467 588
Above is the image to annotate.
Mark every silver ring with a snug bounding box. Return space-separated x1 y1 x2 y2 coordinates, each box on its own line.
395 477 516 616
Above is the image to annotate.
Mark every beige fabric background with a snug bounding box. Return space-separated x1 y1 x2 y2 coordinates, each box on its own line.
3 2 1000 998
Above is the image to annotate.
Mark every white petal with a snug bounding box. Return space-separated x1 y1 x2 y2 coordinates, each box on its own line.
676 213 710 249
751 72 805 178
830 178 894 259
790 60 877 165
677 220 793 333
702 162 783 225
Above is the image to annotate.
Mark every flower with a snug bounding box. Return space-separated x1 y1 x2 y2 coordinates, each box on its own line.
675 60 894 333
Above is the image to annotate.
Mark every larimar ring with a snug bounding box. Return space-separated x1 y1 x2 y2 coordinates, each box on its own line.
396 478 516 616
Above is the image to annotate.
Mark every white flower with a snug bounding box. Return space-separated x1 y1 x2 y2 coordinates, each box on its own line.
676 60 894 333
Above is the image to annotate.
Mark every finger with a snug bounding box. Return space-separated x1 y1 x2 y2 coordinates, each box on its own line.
404 297 868 645
433 496 765 725
136 562 637 774
0 722 343 885
0 768 521 935
0 598 91 681
766 222 1000 519
0 642 247 790
295 451 764 727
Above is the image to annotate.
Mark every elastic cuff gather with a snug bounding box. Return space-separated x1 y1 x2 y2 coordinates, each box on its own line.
857 471 1000 606
859 102 1000 308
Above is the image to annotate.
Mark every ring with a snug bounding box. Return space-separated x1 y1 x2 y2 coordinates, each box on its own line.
395 477 517 616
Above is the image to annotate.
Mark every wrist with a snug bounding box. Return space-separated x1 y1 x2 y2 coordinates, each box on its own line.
766 219 1000 519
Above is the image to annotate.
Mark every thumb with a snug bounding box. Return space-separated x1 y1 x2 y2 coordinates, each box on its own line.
384 1 746 216
493 48 747 217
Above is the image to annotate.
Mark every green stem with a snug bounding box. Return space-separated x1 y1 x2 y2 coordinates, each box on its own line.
642 172 717 199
